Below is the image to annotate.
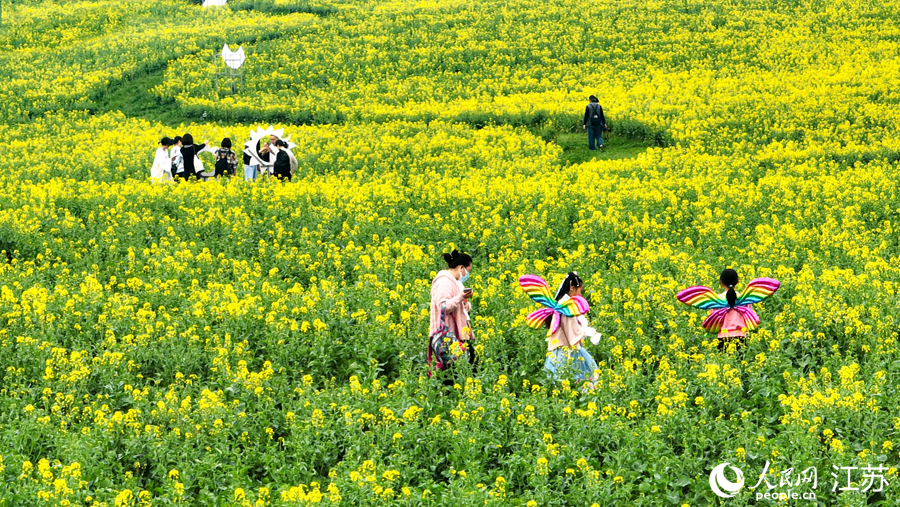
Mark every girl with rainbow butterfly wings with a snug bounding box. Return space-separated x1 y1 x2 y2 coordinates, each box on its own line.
520 272 600 384
676 268 780 349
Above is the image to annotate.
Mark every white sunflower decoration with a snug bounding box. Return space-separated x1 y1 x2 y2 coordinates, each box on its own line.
243 126 297 171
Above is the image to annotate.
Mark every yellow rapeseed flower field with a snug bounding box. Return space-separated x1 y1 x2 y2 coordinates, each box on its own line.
0 0 899 505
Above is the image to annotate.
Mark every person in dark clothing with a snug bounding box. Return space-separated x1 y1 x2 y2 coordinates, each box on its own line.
214 138 238 178
272 140 292 182
179 133 208 180
583 95 606 150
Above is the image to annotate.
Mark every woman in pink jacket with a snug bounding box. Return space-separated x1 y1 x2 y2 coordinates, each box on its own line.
429 250 475 371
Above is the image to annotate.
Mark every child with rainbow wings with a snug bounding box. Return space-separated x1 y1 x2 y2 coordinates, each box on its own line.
676 268 780 350
520 272 599 384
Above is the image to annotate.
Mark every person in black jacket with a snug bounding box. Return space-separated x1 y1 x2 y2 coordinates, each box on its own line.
214 138 238 179
272 140 293 182
179 133 207 180
582 95 606 150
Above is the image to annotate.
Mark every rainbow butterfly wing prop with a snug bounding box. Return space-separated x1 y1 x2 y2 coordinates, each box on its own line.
524 307 555 329
558 295 590 317
677 277 779 333
701 308 728 334
736 306 761 332
702 306 760 334
675 286 729 310
736 277 780 306
519 275 557 309
519 275 590 335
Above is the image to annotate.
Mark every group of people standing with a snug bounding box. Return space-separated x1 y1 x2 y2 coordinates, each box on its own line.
429 249 767 387
150 133 298 183
148 97 604 183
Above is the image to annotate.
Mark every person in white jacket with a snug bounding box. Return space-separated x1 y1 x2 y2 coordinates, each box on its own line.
150 137 173 182
286 145 299 178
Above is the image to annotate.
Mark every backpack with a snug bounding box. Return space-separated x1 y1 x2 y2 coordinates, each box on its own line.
589 103 604 127
215 149 233 176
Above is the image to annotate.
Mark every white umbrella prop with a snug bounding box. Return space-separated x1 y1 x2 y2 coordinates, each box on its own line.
244 126 297 173
203 0 228 6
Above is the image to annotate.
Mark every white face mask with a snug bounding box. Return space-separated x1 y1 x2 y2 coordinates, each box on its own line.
459 266 470 284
